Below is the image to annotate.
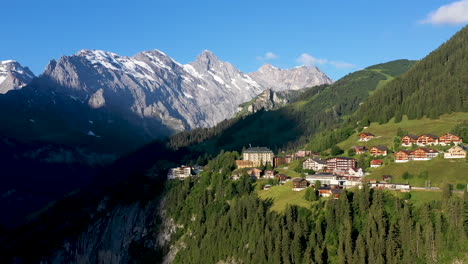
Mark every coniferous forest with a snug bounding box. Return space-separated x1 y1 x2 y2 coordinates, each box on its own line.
163 152 466 264
357 26 468 124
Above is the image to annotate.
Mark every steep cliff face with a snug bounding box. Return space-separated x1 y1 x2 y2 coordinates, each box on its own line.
236 88 303 116
248 64 333 91
41 198 164 264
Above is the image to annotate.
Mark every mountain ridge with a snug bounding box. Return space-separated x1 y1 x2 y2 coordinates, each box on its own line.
0 49 332 154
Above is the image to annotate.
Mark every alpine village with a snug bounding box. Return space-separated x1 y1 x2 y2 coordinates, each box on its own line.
1 6 468 264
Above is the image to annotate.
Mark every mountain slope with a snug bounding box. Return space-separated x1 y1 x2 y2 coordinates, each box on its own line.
40 49 331 132
0 50 332 154
358 25 468 123
168 59 416 153
248 63 333 91
0 60 35 94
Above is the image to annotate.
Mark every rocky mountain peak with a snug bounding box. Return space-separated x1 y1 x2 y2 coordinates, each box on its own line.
258 63 279 72
0 60 35 94
249 63 333 91
193 50 221 70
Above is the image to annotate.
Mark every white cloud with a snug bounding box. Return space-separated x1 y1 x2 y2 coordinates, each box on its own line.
296 53 327 65
257 52 278 61
421 0 468 25
296 53 355 69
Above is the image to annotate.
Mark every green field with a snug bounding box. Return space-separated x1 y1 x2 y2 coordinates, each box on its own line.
337 112 468 151
257 181 313 212
366 157 468 187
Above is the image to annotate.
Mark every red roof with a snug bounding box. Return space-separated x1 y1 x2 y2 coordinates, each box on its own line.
371 159 382 165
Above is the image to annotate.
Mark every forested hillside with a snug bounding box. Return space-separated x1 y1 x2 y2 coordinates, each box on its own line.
164 152 466 264
168 60 416 155
358 25 468 123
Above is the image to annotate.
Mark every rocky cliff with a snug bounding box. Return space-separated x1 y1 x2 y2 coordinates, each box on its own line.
248 63 332 91
236 88 303 116
0 60 35 94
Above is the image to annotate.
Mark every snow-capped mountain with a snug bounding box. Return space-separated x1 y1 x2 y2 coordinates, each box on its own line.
0 60 35 94
41 49 266 131
248 63 333 91
0 49 332 154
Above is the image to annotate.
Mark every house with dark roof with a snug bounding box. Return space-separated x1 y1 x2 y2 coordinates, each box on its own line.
412 148 439 160
292 178 308 191
439 133 463 145
276 174 289 183
444 144 467 159
370 145 388 156
401 134 418 146
395 150 413 162
350 146 367 154
302 157 327 171
243 147 274 167
417 134 439 146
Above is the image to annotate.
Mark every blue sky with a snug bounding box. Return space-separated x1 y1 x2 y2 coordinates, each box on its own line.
1 0 467 80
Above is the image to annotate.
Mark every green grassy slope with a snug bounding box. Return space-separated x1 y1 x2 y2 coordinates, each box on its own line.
366 157 467 187
357 25 468 123
257 181 312 212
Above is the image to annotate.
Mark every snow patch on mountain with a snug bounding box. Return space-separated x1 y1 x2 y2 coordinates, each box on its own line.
0 60 35 94
37 48 332 135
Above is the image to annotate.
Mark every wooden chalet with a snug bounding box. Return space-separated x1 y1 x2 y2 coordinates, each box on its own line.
412 148 439 160
444 145 467 159
359 132 375 142
394 150 413 163
439 133 463 145
350 146 367 154
416 134 439 146
292 178 308 191
370 159 383 168
247 168 262 178
370 145 388 156
276 174 289 182
401 134 418 146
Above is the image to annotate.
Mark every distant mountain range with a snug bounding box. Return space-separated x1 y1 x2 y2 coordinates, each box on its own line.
0 49 332 154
